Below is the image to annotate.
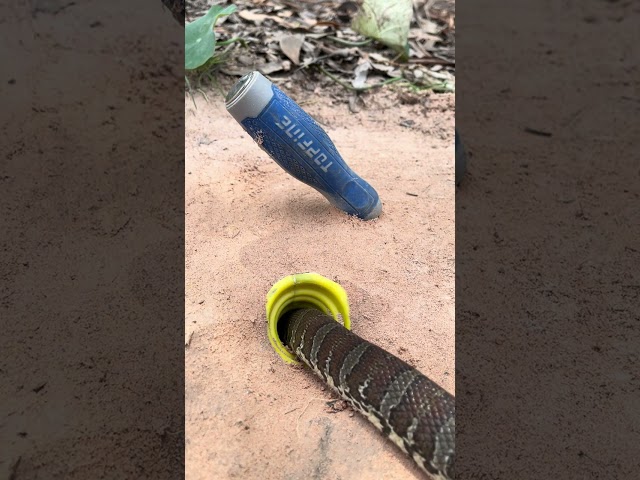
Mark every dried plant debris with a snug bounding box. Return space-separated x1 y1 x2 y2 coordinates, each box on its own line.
352 0 414 56
279 34 305 64
185 0 455 96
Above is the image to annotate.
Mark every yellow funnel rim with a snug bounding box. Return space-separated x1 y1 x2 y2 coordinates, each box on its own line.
266 272 351 364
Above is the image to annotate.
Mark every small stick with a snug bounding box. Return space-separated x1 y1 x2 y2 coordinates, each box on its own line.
326 36 373 47
319 66 406 92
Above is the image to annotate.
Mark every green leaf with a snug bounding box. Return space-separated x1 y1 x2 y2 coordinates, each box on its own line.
185 4 237 70
352 0 413 55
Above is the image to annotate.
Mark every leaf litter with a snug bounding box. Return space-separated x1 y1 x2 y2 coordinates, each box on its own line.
186 0 455 100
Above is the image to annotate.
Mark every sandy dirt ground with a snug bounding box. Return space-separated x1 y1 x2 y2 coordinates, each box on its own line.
185 86 454 479
2 2 184 478
455 0 640 478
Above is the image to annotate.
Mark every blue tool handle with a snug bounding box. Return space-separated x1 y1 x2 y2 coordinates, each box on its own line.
226 71 382 220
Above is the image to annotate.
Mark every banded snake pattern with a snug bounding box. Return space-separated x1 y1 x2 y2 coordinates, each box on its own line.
278 308 455 479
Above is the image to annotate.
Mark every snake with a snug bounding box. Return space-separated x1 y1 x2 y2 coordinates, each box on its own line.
278 309 455 479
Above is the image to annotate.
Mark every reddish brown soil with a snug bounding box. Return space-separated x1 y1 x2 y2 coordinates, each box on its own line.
185 86 454 479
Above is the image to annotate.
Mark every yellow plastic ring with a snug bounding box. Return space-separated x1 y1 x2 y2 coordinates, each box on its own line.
266 272 351 364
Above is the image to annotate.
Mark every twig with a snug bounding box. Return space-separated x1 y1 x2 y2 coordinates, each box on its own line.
217 37 247 48
294 54 337 73
408 81 451 93
319 66 406 92
196 88 209 103
405 58 455 67
326 36 372 47
185 75 197 110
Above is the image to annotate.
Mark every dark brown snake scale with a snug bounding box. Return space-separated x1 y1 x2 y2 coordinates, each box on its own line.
279 309 455 480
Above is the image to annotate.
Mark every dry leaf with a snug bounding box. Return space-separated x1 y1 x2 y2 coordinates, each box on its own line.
352 61 371 89
298 10 317 27
370 62 395 73
369 53 390 63
258 61 291 75
238 9 302 29
204 0 456 94
425 20 441 35
220 65 249 76
279 35 305 65
238 10 270 25
352 0 413 54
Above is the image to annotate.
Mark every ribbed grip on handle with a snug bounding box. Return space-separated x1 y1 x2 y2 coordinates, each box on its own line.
226 72 382 220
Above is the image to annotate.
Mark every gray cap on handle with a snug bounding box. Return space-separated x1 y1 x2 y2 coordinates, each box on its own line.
225 71 274 123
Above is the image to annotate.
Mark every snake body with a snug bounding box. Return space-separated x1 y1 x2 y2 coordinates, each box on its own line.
279 309 455 479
